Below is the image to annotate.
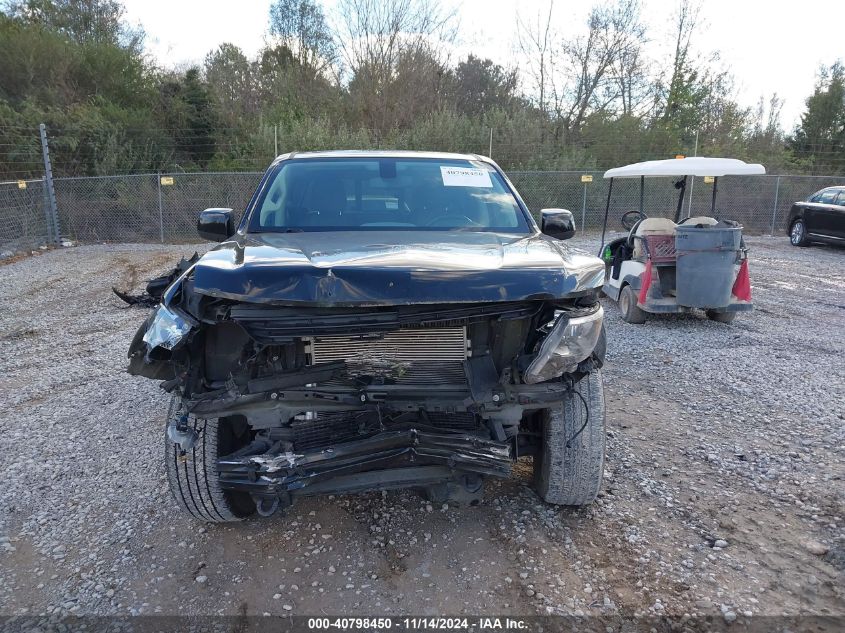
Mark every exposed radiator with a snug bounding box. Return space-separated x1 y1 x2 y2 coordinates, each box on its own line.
309 327 467 384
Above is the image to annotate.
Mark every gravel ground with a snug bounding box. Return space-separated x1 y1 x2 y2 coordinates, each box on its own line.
0 236 843 625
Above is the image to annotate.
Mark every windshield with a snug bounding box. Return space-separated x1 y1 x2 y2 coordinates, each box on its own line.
247 157 531 233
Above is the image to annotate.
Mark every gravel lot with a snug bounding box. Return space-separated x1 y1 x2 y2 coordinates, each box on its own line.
0 236 843 625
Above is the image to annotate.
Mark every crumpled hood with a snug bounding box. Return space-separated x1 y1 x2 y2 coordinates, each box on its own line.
190 231 604 306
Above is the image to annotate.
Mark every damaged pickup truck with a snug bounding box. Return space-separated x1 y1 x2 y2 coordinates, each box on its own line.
128 151 607 522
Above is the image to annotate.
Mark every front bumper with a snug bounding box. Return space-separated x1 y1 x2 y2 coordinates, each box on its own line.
217 428 512 499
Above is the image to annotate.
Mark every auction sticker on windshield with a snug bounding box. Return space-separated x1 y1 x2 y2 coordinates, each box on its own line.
440 166 493 188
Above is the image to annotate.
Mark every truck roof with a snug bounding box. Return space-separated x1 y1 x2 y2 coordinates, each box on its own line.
274 150 489 162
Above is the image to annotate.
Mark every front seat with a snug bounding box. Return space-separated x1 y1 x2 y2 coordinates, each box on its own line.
631 217 677 260
301 179 348 227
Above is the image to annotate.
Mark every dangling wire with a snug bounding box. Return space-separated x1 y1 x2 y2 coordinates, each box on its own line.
565 390 590 449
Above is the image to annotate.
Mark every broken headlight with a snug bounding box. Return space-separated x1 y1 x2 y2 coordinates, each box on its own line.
143 305 192 351
523 306 604 384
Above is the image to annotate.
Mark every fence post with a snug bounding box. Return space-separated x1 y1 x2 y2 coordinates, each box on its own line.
38 123 61 245
41 183 52 245
581 181 587 231
770 175 780 236
157 173 165 243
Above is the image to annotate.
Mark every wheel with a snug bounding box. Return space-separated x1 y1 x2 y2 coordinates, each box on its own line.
165 399 255 523
533 369 605 506
706 309 737 324
789 219 810 247
618 284 646 324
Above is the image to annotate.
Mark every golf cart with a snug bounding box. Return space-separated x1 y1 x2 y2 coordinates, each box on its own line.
598 157 765 324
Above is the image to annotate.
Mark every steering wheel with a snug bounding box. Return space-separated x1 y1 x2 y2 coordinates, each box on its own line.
621 210 647 231
426 214 480 227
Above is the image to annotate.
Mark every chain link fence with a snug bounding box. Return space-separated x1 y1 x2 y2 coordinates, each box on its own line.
0 178 50 252
2 170 844 249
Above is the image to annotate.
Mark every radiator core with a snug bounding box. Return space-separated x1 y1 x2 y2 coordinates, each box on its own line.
309 327 467 384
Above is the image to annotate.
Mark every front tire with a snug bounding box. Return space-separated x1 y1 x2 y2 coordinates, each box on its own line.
533 370 606 506
618 284 646 324
705 309 737 324
790 219 810 247
165 401 255 523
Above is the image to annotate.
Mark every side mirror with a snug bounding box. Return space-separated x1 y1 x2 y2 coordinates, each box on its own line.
540 208 576 240
197 208 234 242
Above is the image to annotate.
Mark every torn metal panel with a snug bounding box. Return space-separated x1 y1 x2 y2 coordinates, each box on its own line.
217 429 513 495
113 252 199 307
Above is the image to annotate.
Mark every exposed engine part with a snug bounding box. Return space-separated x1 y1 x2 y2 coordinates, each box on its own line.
255 496 281 517
309 326 467 384
166 415 198 452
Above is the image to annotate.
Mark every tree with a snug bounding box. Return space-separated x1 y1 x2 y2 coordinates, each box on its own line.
158 68 218 168
4 0 143 49
268 0 336 76
658 0 703 128
559 0 646 136
746 94 786 168
204 43 257 123
516 1 555 119
450 55 519 116
518 0 647 139
336 0 456 133
609 3 652 117
789 62 845 173
652 0 750 156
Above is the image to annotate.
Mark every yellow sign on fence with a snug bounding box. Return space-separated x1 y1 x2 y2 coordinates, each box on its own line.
581 174 593 183
703 176 715 184
160 176 174 186
17 180 26 189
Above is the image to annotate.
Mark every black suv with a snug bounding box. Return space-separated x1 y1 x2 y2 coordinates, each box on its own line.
787 186 845 246
128 151 608 522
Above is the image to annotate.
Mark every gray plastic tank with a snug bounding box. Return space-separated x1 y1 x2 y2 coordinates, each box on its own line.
674 225 742 308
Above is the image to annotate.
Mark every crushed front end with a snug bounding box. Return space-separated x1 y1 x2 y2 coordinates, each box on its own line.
129 265 605 512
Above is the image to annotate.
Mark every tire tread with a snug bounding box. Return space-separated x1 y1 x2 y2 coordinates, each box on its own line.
534 370 606 506
164 402 250 523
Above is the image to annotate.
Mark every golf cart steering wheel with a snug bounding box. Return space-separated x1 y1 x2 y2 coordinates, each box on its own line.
621 210 647 231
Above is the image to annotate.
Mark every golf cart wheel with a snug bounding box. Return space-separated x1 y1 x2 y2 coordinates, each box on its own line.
533 369 605 506
618 285 646 324
165 401 255 523
706 310 737 324
789 219 810 247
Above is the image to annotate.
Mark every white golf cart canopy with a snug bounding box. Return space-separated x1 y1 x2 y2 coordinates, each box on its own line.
598 157 767 255
604 157 766 179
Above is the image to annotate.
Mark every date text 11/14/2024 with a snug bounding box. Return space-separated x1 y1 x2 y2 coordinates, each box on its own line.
307 617 529 630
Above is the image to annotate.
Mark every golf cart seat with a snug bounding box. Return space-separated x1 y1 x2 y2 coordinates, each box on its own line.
632 218 677 262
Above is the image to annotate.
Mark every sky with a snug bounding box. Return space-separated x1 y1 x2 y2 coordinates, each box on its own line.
122 0 845 129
